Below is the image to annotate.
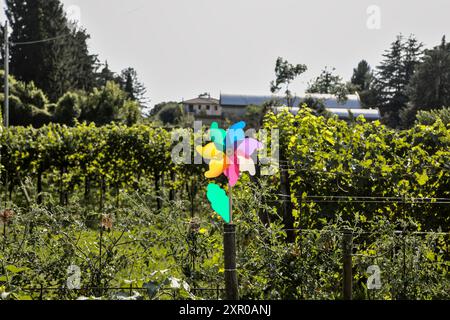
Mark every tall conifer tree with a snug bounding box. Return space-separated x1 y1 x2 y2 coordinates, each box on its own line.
375 34 423 127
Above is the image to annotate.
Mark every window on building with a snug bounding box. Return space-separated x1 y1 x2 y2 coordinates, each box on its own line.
206 105 210 110
214 106 218 111
189 104 194 112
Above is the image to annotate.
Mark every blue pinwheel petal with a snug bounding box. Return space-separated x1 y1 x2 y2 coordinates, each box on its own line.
226 121 246 147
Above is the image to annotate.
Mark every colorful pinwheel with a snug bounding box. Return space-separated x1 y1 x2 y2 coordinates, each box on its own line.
196 121 263 223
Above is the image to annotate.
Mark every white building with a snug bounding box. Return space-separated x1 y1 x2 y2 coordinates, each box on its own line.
183 94 222 125
183 94 221 116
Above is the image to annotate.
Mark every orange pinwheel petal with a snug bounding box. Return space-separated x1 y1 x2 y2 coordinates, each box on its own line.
205 158 228 178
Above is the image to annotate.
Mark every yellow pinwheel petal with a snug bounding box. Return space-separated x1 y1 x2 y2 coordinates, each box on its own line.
205 158 228 178
196 142 223 160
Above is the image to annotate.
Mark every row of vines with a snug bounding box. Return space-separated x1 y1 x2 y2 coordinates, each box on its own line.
0 110 449 299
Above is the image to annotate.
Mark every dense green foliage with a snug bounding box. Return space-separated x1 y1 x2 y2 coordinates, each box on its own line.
264 109 450 231
0 71 142 127
0 70 53 127
0 110 448 300
416 108 450 126
0 109 448 229
1 110 450 230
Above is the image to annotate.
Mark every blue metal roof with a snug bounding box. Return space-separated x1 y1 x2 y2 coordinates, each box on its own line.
220 93 362 109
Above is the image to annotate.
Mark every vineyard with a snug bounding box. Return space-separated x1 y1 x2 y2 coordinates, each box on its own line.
0 109 449 300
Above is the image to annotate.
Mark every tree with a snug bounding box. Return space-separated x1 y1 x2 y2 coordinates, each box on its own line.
403 36 424 85
96 61 116 87
2 0 98 102
150 101 174 118
351 60 380 108
406 37 450 112
374 34 423 127
0 70 52 127
1 0 42 84
81 81 141 126
118 67 149 109
156 102 185 125
400 37 450 128
69 28 99 92
54 91 83 125
307 67 343 94
307 67 355 103
351 60 373 91
270 57 307 107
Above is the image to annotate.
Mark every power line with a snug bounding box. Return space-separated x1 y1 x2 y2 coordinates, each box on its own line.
270 200 450 205
11 34 71 46
275 194 450 201
277 166 450 180
267 197 450 204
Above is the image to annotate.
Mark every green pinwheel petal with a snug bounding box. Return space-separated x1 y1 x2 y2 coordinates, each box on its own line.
206 183 230 223
210 122 226 151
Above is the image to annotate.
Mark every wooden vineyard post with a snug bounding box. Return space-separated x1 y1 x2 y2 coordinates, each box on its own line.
223 183 239 300
224 224 239 300
342 230 353 300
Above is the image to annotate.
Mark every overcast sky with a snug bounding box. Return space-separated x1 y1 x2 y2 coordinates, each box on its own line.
5 1 450 107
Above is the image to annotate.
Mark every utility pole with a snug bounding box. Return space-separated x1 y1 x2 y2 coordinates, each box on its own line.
3 21 9 127
3 21 9 208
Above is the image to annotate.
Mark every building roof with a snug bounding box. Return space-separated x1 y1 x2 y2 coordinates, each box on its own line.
273 107 381 120
183 96 219 105
220 93 362 109
326 108 381 120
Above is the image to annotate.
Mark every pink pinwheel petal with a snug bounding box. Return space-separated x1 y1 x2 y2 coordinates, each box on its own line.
237 138 263 158
224 155 240 187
